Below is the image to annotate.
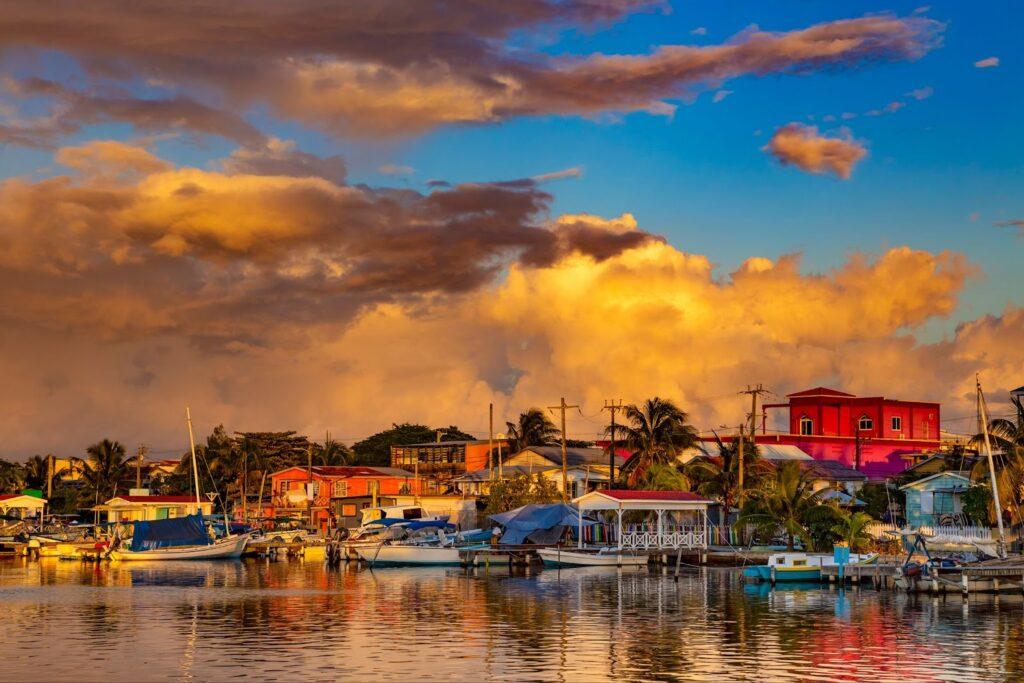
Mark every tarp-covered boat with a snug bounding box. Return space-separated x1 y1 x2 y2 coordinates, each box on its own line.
109 514 248 561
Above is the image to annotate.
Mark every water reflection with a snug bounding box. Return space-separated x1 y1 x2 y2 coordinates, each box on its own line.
0 557 1021 681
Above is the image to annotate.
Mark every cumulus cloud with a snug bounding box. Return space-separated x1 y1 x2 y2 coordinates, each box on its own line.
221 138 347 184
763 123 867 179
974 56 1000 68
0 5 942 138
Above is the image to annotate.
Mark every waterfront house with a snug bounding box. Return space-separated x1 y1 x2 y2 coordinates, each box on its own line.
97 494 213 523
705 387 941 479
265 465 418 530
453 446 626 498
389 439 507 486
0 493 47 520
900 472 971 528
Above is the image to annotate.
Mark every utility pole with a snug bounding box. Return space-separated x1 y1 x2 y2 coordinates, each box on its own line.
488 403 494 482
46 453 54 500
307 444 315 530
135 444 148 490
737 424 745 505
739 384 771 441
977 376 1006 557
602 399 624 488
548 397 580 501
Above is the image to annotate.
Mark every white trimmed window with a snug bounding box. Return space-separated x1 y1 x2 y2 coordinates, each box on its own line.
858 415 873 431
332 480 349 498
799 416 814 435
891 416 902 432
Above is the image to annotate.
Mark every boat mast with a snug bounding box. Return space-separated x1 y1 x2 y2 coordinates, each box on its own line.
977 376 1006 558
186 406 202 505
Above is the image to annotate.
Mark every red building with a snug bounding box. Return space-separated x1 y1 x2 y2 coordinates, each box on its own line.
756 387 941 479
265 465 419 529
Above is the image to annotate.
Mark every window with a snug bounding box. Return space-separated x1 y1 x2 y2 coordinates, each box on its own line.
332 480 349 498
858 415 873 431
891 416 902 432
799 416 814 435
341 504 356 517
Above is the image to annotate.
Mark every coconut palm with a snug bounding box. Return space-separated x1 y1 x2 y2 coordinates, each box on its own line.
0 459 25 493
736 461 832 551
21 455 51 490
78 439 133 506
505 409 561 453
831 510 875 553
314 433 352 466
616 397 698 487
687 434 766 530
971 394 1024 524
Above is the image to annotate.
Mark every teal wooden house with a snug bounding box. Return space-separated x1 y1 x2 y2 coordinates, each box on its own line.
900 472 971 528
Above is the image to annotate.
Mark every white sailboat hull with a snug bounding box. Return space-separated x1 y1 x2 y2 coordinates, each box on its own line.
356 544 471 566
538 548 648 567
110 534 249 561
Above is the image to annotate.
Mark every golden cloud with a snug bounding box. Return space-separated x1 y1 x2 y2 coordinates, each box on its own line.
764 123 867 178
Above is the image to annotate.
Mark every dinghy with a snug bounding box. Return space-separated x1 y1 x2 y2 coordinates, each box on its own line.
537 547 648 568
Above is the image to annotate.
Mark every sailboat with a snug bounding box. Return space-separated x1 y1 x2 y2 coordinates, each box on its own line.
109 408 249 561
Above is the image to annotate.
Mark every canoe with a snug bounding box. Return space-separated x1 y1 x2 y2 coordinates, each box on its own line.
109 534 249 561
537 548 648 568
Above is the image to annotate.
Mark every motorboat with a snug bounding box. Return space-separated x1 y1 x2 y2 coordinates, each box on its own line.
743 551 877 582
355 523 489 566
537 547 648 568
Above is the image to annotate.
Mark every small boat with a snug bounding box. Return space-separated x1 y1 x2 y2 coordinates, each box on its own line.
538 547 648 568
743 552 877 582
356 543 471 566
110 532 248 561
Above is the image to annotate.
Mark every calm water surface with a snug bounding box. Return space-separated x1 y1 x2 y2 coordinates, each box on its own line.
1 558 1022 681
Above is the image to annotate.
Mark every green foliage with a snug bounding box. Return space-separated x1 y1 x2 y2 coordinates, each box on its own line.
962 484 992 525
505 410 561 453
0 458 26 493
78 439 132 503
636 463 691 491
47 481 89 516
856 482 899 521
736 461 833 551
687 435 766 529
617 397 698 487
484 473 560 515
351 423 473 466
971 395 1024 524
830 510 876 552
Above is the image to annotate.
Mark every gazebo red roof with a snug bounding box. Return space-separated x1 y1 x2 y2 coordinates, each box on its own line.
601 490 708 502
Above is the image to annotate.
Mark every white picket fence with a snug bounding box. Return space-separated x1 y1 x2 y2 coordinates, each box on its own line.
866 522 1015 543
620 524 708 550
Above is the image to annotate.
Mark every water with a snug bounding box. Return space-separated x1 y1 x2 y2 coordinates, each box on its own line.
1 559 1022 681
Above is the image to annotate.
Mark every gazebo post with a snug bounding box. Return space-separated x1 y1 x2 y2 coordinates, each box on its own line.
577 504 583 549
616 508 623 551
656 509 663 549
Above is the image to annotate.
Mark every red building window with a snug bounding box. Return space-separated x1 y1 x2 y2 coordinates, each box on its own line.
799 416 813 435
858 415 873 431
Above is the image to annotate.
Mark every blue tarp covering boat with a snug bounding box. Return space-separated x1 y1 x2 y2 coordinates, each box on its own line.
490 503 594 545
129 514 211 552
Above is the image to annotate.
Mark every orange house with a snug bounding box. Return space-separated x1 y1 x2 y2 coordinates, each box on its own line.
264 465 419 529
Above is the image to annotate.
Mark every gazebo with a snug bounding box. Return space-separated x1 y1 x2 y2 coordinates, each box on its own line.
0 493 47 521
572 489 712 551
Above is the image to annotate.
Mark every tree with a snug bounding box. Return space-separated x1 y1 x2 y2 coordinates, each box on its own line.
78 439 132 507
0 459 25 493
231 431 311 515
856 482 900 523
736 461 833 551
313 432 352 466
505 409 561 453
687 435 766 530
637 463 691 491
351 423 473 467
21 454 51 490
616 397 698 487
831 510 875 553
971 394 1024 524
962 484 993 525
484 473 561 515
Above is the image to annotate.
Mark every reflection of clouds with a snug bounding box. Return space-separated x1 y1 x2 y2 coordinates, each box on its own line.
1 562 1023 680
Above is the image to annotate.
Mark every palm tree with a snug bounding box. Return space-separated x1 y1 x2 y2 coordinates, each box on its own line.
641 463 691 491
687 434 766 531
831 510 875 553
616 397 698 487
78 439 133 510
971 394 1024 524
22 455 51 490
0 459 25 493
505 409 561 453
314 432 352 466
736 461 832 551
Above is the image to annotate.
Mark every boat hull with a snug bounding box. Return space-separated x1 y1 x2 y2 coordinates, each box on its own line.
110 534 249 561
538 548 648 567
356 544 486 566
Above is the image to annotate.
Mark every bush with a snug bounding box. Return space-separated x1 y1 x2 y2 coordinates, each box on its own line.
484 473 560 515
962 484 992 525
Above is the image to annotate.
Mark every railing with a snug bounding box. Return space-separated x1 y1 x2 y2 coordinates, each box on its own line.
866 522 1018 544
620 524 707 550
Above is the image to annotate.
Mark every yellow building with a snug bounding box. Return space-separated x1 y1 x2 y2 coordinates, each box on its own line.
98 495 213 523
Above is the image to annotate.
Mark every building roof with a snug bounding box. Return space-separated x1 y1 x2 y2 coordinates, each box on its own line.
900 471 972 490
787 387 856 399
0 493 47 505
273 465 415 478
106 495 210 504
600 490 709 502
519 446 627 467
800 459 868 482
453 465 611 483
394 440 496 447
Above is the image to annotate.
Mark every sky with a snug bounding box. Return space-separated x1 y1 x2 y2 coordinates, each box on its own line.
0 1 1021 458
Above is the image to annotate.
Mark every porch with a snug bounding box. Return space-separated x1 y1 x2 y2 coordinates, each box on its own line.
573 490 712 551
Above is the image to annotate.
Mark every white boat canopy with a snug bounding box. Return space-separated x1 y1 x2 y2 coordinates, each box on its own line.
571 490 713 551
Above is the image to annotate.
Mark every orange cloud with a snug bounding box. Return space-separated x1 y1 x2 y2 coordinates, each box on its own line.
763 123 867 178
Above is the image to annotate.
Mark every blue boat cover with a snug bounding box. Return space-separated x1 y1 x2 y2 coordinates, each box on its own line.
489 503 593 545
402 520 452 531
129 514 211 552
365 518 409 527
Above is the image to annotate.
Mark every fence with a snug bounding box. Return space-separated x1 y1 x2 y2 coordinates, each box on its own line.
866 522 1018 544
620 524 708 550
